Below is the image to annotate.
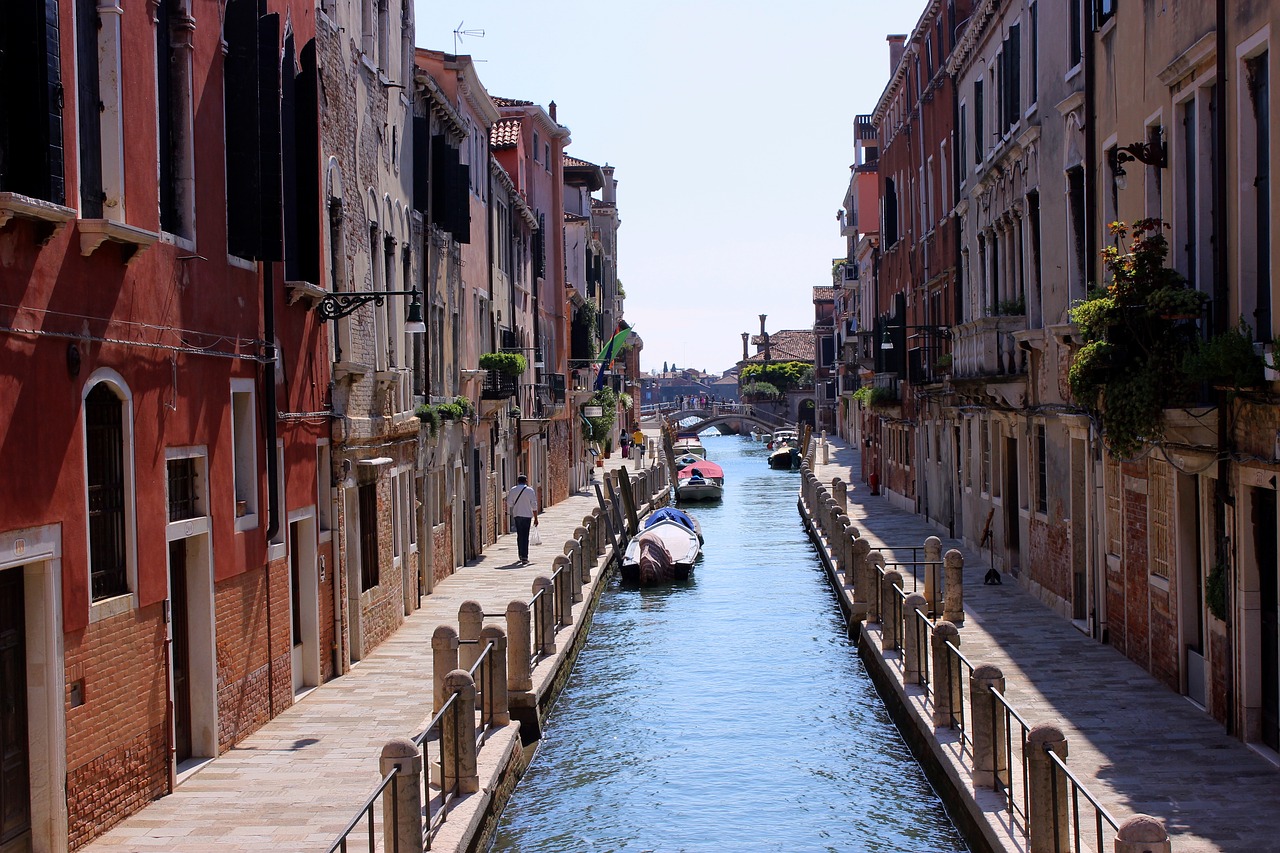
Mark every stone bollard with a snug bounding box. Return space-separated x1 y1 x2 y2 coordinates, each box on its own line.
943 549 965 625
458 600 484 673
930 621 961 727
505 600 533 691
849 537 870 595
1027 723 1070 853
902 592 928 684
865 552 886 623
880 570 903 650
1114 814 1171 853
441 670 479 794
832 477 847 512
478 625 510 725
563 541 582 603
532 576 556 655
835 515 851 576
923 536 942 615
552 555 574 626
582 517 599 565
821 431 830 465
380 738 424 853
432 625 459 714
574 528 591 584
969 664 1008 790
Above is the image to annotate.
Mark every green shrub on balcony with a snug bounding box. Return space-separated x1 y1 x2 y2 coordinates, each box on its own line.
1184 321 1266 390
479 352 527 376
1068 219 1206 458
851 385 898 408
415 403 441 436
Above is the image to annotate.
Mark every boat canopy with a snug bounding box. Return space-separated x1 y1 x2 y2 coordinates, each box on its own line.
678 461 724 479
645 507 697 532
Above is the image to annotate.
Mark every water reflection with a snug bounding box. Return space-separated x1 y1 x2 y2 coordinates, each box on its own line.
490 435 968 853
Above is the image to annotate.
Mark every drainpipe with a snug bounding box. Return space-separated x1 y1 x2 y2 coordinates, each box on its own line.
262 260 280 718
1213 0 1234 735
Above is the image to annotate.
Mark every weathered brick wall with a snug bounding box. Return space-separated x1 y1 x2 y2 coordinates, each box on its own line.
1120 464 1150 666
549 421 570 504
64 604 167 849
215 561 294 753
432 516 454 584
1209 624 1229 725
357 476 406 655
319 538 338 683
1148 582 1179 691
1026 517 1071 604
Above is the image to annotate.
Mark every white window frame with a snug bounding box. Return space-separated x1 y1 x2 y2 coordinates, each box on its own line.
231 378 259 532
83 368 139 622
164 445 210 542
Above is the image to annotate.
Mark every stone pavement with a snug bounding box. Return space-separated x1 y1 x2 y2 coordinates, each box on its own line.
811 434 1280 852
82 474 628 853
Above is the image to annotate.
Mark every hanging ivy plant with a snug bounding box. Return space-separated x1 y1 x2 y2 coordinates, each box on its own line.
1068 220 1205 458
1206 561 1229 622
415 403 441 436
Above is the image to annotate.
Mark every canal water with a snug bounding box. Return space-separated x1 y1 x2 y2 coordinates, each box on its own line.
490 434 968 852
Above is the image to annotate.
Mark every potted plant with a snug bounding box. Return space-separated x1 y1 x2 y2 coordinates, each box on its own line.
415 402 441 436
478 352 527 376
1184 321 1266 391
934 353 953 373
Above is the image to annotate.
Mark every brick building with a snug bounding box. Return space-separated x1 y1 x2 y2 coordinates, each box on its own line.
0 0 329 846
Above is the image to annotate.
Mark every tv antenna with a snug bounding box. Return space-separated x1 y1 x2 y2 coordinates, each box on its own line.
453 21 484 55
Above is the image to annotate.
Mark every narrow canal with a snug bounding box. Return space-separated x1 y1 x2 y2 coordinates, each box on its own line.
490 434 968 852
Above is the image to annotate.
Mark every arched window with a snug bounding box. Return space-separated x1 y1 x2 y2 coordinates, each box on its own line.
85 383 128 600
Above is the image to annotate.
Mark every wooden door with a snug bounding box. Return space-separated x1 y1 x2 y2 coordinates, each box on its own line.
0 570 30 851
168 542 192 763
1254 487 1278 751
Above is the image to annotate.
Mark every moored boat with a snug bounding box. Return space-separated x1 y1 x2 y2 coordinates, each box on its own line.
622 510 702 585
675 460 724 502
672 432 707 459
768 442 800 470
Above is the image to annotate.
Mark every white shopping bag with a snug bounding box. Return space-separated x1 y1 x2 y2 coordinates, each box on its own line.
530 525 542 546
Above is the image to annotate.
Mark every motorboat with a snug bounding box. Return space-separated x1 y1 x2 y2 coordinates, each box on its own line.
622 508 702 585
672 432 707 459
643 507 703 540
768 441 800 470
675 460 724 502
673 453 703 468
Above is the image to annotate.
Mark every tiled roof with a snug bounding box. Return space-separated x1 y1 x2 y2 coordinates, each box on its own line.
812 286 837 301
490 118 521 149
744 329 814 363
563 154 599 169
492 96 534 107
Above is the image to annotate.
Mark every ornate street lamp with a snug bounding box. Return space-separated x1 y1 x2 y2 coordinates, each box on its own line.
315 289 427 335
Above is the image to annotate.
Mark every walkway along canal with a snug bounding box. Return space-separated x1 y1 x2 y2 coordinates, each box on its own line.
489 434 968 852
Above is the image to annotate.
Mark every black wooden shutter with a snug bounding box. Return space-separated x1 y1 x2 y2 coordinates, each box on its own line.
280 31 298 278
412 115 430 215
224 0 260 259
294 39 320 283
75 0 103 218
452 155 470 244
258 12 282 262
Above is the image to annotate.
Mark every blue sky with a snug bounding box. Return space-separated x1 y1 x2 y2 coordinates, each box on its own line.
414 1 925 375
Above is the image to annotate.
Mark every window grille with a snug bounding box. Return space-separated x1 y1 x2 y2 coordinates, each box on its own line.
359 484 379 591
86 385 127 600
167 457 197 522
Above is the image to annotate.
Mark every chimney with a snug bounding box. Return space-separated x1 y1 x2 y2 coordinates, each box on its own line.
758 314 767 336
887 34 908 76
602 164 616 204
741 332 749 361
549 101 557 122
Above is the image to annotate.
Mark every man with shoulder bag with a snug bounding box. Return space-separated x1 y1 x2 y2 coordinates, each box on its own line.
505 474 539 566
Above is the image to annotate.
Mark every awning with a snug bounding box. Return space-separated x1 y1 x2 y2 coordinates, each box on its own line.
678 461 723 479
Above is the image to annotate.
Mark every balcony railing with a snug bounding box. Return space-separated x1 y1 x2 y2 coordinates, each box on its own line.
480 370 517 400
952 316 1028 380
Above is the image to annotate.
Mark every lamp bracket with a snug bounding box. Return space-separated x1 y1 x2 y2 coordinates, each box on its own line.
317 290 422 322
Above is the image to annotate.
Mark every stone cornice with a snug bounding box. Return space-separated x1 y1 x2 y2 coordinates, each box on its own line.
871 0 944 125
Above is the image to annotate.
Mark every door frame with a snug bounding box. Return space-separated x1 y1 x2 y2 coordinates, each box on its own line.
163 531 217 777
0 524 67 853
287 509 320 693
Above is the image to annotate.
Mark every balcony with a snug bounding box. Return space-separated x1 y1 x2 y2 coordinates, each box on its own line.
480 369 517 400
952 316 1029 382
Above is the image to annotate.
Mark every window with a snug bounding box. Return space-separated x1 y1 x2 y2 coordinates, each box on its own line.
75 0 104 218
959 103 968 180
1069 0 1083 69
391 473 402 563
1006 24 1021 129
973 80 985 163
1244 49 1271 339
167 457 199 521
882 178 899 246
224 0 264 259
1095 0 1115 27
157 0 194 237
377 0 389 73
358 483 379 590
532 131 540 162
981 421 991 494
0 0 65 204
1066 165 1087 300
544 143 550 171
1174 83 1217 298
231 382 258 529
1029 4 1038 106
1028 191 1042 324
1148 458 1171 580
86 383 128 600
1144 122 1164 221
269 440 285 551
1035 424 1048 514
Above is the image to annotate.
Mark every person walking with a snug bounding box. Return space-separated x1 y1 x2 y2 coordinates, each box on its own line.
505 474 539 566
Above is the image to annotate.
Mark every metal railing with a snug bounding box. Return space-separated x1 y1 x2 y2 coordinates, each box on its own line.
417 691 463 850
991 687 1032 827
1047 747 1120 853
461 639 499 734
943 640 976 754
324 768 400 853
